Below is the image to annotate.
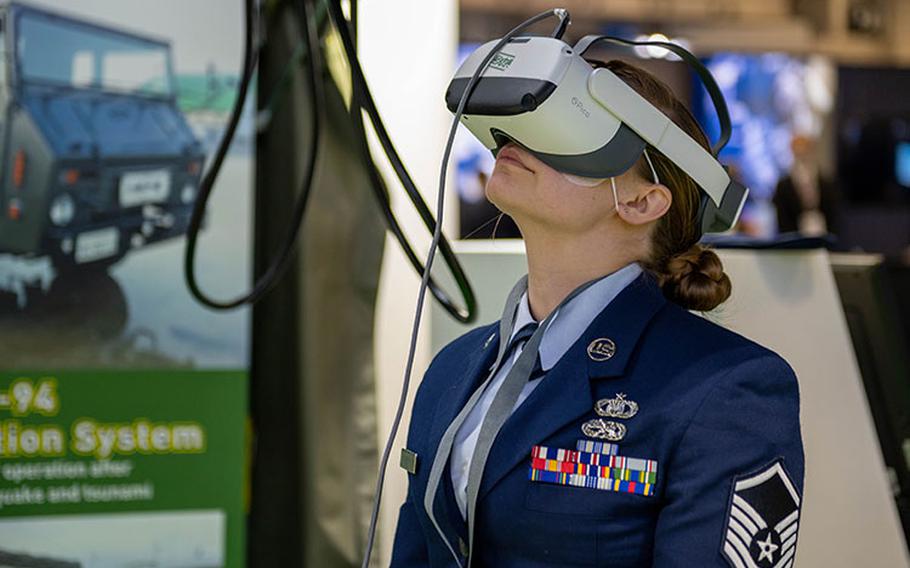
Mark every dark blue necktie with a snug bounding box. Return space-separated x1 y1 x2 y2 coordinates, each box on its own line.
504 322 545 381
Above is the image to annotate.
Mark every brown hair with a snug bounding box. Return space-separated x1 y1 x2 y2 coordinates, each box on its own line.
591 59 732 312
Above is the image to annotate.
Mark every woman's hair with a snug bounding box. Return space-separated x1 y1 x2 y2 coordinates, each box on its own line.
592 59 732 312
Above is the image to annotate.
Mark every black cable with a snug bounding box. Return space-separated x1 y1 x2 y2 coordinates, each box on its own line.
186 0 477 323
325 0 477 324
575 35 732 156
350 10 570 566
184 0 324 309
258 1 330 125
350 0 358 47
349 101 471 318
340 32 476 324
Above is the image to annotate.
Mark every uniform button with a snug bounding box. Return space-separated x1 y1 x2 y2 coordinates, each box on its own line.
458 537 469 557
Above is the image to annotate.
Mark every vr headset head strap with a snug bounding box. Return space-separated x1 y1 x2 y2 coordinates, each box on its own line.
575 34 746 237
574 35 731 157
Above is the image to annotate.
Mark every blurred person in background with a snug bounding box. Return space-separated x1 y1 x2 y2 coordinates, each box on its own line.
773 134 841 237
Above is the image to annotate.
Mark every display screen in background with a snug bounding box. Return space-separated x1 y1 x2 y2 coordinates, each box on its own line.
695 52 814 202
896 141 910 188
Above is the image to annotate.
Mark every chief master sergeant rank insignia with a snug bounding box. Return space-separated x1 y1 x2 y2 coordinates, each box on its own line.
721 459 801 568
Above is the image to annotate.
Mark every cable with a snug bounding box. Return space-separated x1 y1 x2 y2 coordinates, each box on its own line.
350 106 472 321
187 0 478 323
257 1 329 126
253 0 476 321
351 9 570 567
184 0 324 309
325 0 478 324
338 25 475 321
551 8 570 39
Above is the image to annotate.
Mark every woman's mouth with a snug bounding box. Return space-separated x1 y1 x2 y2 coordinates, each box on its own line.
496 144 533 172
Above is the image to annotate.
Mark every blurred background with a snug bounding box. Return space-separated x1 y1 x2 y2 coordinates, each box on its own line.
454 0 910 258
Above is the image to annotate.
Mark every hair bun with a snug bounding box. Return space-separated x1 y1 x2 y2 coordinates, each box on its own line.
658 244 731 312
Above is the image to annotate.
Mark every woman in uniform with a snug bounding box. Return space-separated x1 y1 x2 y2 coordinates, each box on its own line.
391 59 804 568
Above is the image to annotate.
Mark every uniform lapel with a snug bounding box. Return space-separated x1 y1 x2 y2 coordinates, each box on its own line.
425 325 500 542
475 272 668 502
427 325 500 454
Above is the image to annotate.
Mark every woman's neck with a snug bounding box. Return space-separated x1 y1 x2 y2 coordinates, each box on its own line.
523 226 639 321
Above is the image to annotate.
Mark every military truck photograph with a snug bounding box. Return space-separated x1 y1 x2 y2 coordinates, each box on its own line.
0 0 252 371
0 2 205 272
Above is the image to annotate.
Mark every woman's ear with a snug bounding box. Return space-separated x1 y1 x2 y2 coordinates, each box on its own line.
616 182 672 226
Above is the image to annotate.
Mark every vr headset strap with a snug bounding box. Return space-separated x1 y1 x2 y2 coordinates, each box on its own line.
574 35 731 156
589 69 730 208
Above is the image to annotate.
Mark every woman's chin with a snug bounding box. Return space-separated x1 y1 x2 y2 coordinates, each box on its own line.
484 178 522 214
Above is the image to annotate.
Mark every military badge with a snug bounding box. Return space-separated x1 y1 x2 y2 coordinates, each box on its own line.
722 460 801 568
586 337 616 361
581 418 626 441
595 393 638 419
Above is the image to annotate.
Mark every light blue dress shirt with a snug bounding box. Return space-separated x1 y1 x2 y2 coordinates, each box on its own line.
449 261 644 518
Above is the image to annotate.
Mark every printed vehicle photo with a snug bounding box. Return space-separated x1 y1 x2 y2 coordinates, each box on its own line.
0 1 205 272
0 0 251 371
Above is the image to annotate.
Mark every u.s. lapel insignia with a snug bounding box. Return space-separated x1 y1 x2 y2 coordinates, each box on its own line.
721 459 801 568
587 337 616 361
595 393 638 419
581 418 626 442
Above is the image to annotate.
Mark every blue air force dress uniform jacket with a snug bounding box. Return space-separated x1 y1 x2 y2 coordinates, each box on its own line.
391 267 805 568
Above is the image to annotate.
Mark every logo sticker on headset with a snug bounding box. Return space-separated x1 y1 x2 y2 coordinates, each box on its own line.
490 52 515 71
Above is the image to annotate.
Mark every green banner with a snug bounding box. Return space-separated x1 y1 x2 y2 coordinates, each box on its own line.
0 370 246 568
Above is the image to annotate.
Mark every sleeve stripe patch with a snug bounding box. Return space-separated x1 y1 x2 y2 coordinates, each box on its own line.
730 503 761 534
780 533 798 556
779 522 798 543
723 542 750 568
733 495 768 529
728 517 753 544
774 545 796 568
775 510 799 534
721 459 802 568
734 461 801 506
725 530 760 568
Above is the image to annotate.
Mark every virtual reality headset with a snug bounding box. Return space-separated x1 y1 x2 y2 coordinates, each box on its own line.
445 34 749 236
